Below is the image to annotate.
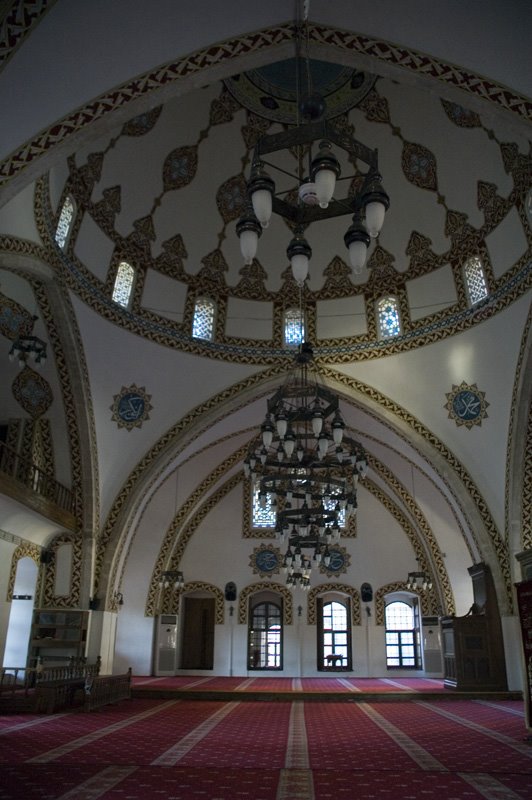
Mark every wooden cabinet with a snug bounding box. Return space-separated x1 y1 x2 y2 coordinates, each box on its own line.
29 609 88 667
441 563 507 691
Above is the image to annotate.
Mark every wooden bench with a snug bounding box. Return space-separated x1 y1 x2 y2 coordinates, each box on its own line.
83 668 132 712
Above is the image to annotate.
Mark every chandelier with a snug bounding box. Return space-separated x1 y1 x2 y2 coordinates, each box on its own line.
236 5 389 282
8 316 47 367
159 570 185 591
244 342 367 588
406 566 433 591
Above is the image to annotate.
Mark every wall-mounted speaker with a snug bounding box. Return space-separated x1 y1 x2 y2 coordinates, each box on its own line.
361 582 373 602
40 550 53 564
224 582 237 601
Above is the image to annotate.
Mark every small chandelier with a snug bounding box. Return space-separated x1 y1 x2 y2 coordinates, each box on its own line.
244 342 367 586
159 570 185 591
406 567 433 591
236 8 389 281
8 316 47 367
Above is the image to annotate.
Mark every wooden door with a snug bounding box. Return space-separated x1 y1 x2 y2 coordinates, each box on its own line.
181 597 215 669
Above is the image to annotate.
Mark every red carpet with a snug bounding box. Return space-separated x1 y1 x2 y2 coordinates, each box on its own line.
1 693 531 799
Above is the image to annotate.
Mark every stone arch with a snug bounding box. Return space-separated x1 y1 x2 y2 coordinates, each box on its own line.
375 582 431 625
6 542 40 602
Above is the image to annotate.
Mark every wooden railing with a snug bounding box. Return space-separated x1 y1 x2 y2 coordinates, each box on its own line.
0 439 74 516
1 657 101 704
83 668 132 712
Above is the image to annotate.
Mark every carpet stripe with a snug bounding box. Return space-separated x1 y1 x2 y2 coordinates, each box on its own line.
0 711 71 736
177 676 213 688
236 678 255 690
54 766 137 800
474 700 525 717
151 701 240 765
292 678 303 691
417 701 532 757
286 702 309 769
336 677 362 692
381 678 415 691
458 772 522 799
358 702 448 771
277 768 314 800
26 699 178 763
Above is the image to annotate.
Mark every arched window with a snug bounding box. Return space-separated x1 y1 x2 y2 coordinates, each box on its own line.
385 599 421 668
376 295 401 339
55 195 75 250
252 485 276 528
192 296 216 341
112 261 136 309
318 597 351 671
284 307 305 346
248 597 282 670
463 256 488 306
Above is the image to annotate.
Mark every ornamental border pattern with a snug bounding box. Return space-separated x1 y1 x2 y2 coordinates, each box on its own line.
33 168 532 368
506 308 532 551
6 542 42 602
0 1 57 74
307 584 361 626
238 582 293 625
375 583 428 625
161 582 225 621
1 21 530 187
42 532 82 608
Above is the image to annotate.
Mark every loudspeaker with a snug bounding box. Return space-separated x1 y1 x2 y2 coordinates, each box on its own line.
224 582 237 601
40 550 53 564
361 582 373 602
89 597 100 610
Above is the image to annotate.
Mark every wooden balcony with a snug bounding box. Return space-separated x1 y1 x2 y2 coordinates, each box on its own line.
0 441 77 531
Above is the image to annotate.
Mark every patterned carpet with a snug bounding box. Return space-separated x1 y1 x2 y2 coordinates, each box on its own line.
1 692 531 799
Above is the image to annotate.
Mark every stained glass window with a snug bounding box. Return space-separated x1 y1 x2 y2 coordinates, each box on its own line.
252 485 276 528
192 297 216 341
112 261 135 308
376 296 401 339
284 307 305 346
55 196 75 249
463 256 488 306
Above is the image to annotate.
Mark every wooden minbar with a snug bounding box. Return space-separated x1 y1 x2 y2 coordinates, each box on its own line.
441 562 507 691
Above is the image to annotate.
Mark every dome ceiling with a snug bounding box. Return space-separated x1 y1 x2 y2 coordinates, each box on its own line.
42 55 530 364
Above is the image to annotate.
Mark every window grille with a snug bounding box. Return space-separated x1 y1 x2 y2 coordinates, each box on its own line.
463 256 488 305
284 307 305 346
112 261 136 308
192 297 216 341
55 196 75 249
252 485 276 528
376 296 401 338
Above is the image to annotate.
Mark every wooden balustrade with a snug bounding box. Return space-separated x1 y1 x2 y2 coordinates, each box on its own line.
83 669 132 712
0 439 74 516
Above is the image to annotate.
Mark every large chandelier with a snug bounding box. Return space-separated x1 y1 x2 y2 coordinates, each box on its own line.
8 316 47 367
236 5 389 282
244 342 367 588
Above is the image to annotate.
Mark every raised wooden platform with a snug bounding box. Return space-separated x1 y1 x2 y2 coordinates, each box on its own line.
131 675 522 703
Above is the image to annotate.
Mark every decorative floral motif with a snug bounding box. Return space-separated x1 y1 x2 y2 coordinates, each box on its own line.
122 106 162 137
445 382 489 429
216 174 247 223
0 293 34 340
163 145 198 191
441 99 481 128
402 142 438 191
249 544 282 577
12 366 53 418
110 384 153 431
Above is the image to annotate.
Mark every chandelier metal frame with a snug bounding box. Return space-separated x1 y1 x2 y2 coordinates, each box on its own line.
245 342 367 588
